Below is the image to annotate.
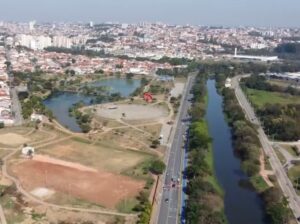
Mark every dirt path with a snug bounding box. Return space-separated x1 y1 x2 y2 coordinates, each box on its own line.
1 146 137 218
259 153 274 187
0 204 7 224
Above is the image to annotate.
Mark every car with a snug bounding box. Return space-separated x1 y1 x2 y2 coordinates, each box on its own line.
165 198 169 202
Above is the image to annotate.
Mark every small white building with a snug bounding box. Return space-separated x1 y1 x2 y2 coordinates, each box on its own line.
31 113 43 122
22 146 35 156
225 78 232 88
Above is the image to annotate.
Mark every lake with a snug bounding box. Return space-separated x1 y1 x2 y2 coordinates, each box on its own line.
43 78 141 132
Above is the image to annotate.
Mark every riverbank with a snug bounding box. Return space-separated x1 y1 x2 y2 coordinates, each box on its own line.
215 75 295 224
185 75 227 224
205 79 268 224
43 78 142 132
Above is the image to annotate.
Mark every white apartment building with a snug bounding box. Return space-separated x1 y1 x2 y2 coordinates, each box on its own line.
52 36 72 48
16 34 52 50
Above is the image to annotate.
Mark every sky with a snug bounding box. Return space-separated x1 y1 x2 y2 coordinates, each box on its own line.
0 0 299 27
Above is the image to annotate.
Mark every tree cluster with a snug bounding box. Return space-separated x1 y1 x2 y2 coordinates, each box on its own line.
242 75 300 141
216 73 293 223
257 103 300 141
185 74 226 224
262 187 291 224
21 95 53 120
69 102 91 133
242 75 300 96
222 87 261 176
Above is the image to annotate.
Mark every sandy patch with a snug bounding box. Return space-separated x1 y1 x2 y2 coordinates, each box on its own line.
95 104 168 121
0 133 29 146
11 160 145 208
170 82 184 98
259 154 274 187
31 187 55 199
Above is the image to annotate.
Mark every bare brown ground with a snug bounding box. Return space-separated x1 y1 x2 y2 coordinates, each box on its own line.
11 160 145 209
259 153 274 187
0 133 29 146
32 154 98 172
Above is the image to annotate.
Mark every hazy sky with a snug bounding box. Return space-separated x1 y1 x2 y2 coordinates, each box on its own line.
0 0 299 27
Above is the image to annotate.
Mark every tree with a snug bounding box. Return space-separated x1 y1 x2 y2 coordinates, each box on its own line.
126 73 134 79
150 139 160 149
149 160 166 175
4 61 11 69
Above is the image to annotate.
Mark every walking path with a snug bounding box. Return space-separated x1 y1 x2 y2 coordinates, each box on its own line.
0 204 7 224
259 154 274 187
0 124 139 218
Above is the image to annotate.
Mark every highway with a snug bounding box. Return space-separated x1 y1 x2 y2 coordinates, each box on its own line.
157 75 195 224
232 75 300 222
5 48 23 126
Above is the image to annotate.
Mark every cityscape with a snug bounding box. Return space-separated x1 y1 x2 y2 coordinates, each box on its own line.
0 1 300 224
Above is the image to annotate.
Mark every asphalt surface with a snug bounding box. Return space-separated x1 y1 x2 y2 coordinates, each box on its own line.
11 87 23 125
232 75 300 222
5 48 23 126
157 75 195 224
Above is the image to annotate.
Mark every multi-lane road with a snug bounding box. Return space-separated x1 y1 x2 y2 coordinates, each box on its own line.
5 49 23 126
156 75 195 224
232 75 300 221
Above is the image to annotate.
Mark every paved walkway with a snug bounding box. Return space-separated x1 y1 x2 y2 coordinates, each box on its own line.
0 204 7 224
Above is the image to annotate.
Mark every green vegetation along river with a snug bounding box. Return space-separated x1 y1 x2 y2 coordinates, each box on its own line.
205 79 267 224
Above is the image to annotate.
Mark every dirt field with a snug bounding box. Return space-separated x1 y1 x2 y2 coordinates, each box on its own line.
38 138 151 173
0 133 29 146
94 104 168 121
11 160 145 209
33 154 98 172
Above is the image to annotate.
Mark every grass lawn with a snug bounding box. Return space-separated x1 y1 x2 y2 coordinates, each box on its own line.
116 198 139 213
280 144 299 157
0 149 10 159
1 195 26 223
274 148 286 165
205 143 224 196
288 165 300 195
245 88 300 108
250 175 270 193
264 152 272 170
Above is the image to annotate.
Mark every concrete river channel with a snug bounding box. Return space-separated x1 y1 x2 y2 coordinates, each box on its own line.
43 78 141 132
205 79 268 224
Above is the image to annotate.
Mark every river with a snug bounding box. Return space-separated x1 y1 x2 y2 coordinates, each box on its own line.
205 79 267 224
43 78 141 132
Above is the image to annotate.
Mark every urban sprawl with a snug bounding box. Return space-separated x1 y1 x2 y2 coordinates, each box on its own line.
0 21 300 125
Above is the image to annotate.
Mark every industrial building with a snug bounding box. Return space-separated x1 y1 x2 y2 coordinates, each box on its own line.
232 48 278 62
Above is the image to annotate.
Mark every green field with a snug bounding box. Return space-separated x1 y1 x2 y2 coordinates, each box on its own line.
245 88 300 108
274 149 286 165
288 165 300 195
204 144 224 196
280 144 299 157
250 175 269 193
